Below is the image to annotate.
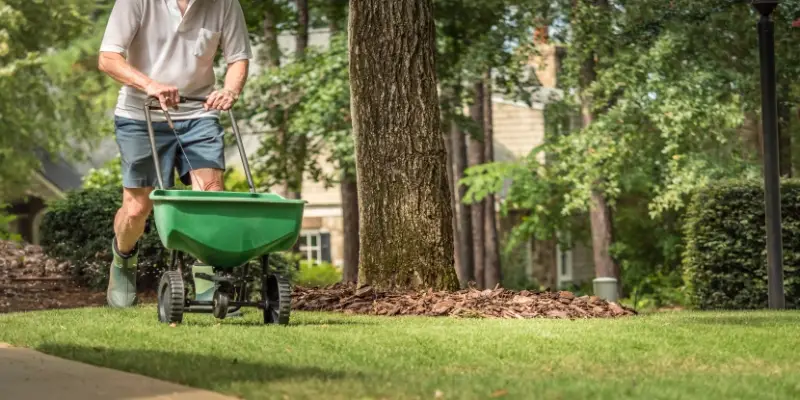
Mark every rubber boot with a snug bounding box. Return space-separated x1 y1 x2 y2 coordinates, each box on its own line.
190 263 242 317
107 239 138 308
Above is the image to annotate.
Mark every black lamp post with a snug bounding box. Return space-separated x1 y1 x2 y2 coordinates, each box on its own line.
752 0 785 309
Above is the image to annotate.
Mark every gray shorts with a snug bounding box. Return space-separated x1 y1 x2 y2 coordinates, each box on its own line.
114 116 225 188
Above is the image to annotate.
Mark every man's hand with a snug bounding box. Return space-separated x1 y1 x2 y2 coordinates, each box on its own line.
145 80 180 110
204 89 239 111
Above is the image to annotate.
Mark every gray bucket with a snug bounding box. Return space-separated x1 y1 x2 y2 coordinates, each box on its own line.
593 277 619 303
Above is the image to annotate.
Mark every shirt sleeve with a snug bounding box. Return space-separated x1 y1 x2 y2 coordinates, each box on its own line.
99 0 143 54
221 0 253 64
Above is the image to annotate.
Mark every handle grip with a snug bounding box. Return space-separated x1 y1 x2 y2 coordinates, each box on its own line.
146 95 208 110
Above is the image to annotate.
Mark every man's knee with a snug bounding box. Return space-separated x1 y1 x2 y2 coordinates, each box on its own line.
190 169 224 191
121 188 154 221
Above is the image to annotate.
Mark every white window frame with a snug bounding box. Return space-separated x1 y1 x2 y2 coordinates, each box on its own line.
556 232 573 289
298 230 323 264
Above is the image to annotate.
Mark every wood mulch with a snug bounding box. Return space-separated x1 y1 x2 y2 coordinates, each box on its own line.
292 283 637 319
2 240 635 319
0 240 107 313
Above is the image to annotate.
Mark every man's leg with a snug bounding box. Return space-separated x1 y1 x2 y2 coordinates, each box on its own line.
109 116 177 308
114 187 154 254
188 168 224 191
107 187 153 308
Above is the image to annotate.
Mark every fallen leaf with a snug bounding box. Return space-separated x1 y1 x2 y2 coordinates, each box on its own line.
491 389 509 397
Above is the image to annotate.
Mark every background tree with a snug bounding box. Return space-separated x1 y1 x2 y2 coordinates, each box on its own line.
483 70 501 288
0 0 114 199
468 81 487 288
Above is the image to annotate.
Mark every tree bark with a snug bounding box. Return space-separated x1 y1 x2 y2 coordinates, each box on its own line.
285 0 310 202
295 0 309 59
578 0 619 287
349 0 458 291
441 94 461 283
452 119 475 288
330 0 358 283
262 2 281 68
468 81 486 289
482 71 501 288
341 171 360 282
445 84 474 288
263 2 289 197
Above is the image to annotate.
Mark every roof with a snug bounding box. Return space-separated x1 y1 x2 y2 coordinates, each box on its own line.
34 149 84 192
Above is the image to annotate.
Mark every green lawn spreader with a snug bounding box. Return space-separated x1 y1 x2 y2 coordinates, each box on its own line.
143 96 305 326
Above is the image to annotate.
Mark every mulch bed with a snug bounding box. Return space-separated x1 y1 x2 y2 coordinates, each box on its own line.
2 240 635 319
292 283 637 319
0 240 107 313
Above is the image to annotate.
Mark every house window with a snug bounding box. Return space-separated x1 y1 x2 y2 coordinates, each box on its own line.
298 230 331 264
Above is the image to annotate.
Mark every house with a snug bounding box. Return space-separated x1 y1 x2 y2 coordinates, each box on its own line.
225 28 598 290
5 141 119 245
6 152 86 245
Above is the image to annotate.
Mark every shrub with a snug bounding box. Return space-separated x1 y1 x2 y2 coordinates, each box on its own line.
682 179 800 310
294 261 342 287
39 186 168 290
1 206 21 242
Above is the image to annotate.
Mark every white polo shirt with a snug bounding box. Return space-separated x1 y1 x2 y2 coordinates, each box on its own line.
100 0 252 121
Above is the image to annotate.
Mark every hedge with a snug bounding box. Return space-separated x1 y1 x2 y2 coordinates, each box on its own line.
39 186 296 293
682 179 800 309
39 186 169 290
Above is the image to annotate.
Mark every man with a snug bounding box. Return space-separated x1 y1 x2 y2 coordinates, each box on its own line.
98 0 252 308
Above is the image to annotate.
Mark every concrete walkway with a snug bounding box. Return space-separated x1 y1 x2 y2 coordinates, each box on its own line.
0 343 238 400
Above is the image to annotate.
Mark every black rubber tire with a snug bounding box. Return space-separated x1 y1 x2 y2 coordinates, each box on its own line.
157 271 185 324
212 291 229 319
263 274 291 325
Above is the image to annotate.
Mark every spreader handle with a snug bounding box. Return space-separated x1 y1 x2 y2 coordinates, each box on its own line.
145 96 208 110
142 95 257 193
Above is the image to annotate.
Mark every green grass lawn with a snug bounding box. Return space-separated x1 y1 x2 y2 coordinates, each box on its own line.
1 307 800 400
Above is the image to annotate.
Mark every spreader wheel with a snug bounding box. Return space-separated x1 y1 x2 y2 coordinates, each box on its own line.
158 271 185 324
263 274 291 325
212 291 229 319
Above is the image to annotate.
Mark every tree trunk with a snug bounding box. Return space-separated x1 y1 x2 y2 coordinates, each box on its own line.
441 96 461 283
263 2 288 197
262 2 281 68
447 84 474 288
341 171 360 282
295 0 309 59
285 0 310 202
468 81 486 289
482 71 501 288
349 0 458 291
331 0 358 283
578 1 619 287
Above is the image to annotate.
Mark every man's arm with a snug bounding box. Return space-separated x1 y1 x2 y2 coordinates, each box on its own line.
205 0 253 111
205 59 248 111
97 0 178 110
98 52 179 110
